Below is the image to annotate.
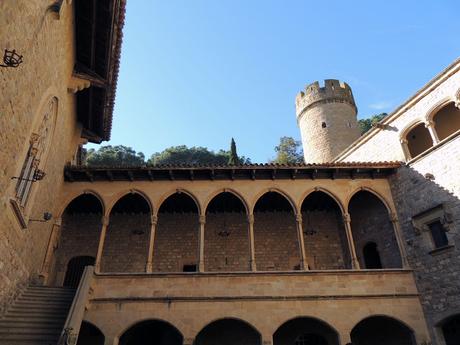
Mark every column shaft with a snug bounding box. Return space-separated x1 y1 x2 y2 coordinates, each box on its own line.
40 218 62 284
248 214 256 271
95 216 109 273
198 215 206 272
146 214 158 273
343 213 360 269
390 212 410 268
296 214 308 270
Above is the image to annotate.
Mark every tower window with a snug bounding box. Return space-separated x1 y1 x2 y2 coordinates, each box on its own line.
321 122 327 128
428 220 448 248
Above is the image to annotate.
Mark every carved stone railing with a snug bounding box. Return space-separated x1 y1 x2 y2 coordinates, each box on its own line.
58 265 94 345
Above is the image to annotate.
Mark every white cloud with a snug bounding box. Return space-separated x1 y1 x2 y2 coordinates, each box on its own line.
369 101 392 110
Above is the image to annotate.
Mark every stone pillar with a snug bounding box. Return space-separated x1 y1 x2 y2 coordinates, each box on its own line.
146 214 158 273
399 138 411 161
455 98 460 109
183 338 194 345
389 212 410 268
425 120 440 145
198 214 206 272
39 217 62 284
295 213 308 270
343 212 360 269
247 214 257 271
95 215 109 274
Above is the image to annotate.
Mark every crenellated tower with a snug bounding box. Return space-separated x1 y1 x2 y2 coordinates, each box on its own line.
295 79 360 163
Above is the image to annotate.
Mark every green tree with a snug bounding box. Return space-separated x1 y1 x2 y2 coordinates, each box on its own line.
148 145 251 166
85 145 146 166
228 138 239 165
272 136 304 164
358 113 388 135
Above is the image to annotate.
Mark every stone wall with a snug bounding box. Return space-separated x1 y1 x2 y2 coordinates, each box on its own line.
302 210 349 269
389 136 460 343
153 213 200 272
349 192 402 269
53 213 101 285
0 1 82 314
204 212 250 271
101 214 150 273
254 211 300 271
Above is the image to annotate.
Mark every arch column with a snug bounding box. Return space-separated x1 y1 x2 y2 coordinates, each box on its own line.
343 212 360 269
95 215 109 273
425 120 440 145
248 214 257 271
198 214 206 272
295 213 308 270
399 138 411 161
39 217 62 284
389 212 410 268
146 214 158 273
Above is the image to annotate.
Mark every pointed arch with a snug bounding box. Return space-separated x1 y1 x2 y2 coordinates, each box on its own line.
252 188 296 214
107 189 153 215
58 190 106 218
299 187 345 214
203 188 249 215
77 320 105 345
400 120 433 159
157 188 201 215
351 315 416 345
346 186 393 214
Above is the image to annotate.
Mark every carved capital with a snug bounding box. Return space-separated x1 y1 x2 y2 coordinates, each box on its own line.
399 138 408 144
199 215 206 225
296 213 303 223
101 216 109 226
54 218 62 227
424 120 435 128
389 212 398 223
247 214 254 224
151 215 158 225
455 99 460 109
342 212 351 223
67 75 91 94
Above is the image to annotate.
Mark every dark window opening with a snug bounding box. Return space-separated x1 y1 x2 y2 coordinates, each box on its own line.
183 264 197 272
363 242 382 269
322 122 327 128
442 314 460 345
429 220 449 248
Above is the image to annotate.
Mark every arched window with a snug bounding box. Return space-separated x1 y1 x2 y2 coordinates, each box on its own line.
405 123 433 159
14 97 57 209
433 102 460 141
363 242 382 269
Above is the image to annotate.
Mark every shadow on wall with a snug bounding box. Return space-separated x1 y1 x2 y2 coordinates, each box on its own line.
389 164 460 345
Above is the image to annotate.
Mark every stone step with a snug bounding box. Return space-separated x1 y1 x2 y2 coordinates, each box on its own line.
20 291 75 298
8 303 72 311
0 320 64 329
0 314 66 323
0 326 61 335
0 332 59 342
13 299 73 307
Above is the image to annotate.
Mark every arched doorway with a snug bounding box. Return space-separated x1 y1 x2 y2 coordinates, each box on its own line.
405 123 433 158
195 318 261 345
348 191 402 268
205 192 249 271
254 192 300 271
101 193 151 272
77 321 104 345
63 256 95 288
350 316 415 345
362 242 382 269
55 193 103 286
441 314 460 345
119 320 183 345
273 317 339 345
154 192 199 272
301 192 349 269
433 102 460 141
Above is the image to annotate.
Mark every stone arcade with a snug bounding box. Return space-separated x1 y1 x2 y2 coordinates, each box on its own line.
1 1 460 345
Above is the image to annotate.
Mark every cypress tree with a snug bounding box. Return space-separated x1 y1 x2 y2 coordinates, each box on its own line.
228 138 239 165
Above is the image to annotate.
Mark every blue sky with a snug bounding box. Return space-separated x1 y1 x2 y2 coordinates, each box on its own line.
89 0 460 162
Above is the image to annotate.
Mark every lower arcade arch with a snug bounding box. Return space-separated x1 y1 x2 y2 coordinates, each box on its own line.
301 191 350 269
273 317 339 345
54 193 102 285
63 256 95 288
348 191 402 269
254 191 300 271
101 193 151 272
205 192 250 271
439 314 460 345
350 316 415 345
119 320 183 345
76 321 105 345
154 192 200 272
195 318 261 345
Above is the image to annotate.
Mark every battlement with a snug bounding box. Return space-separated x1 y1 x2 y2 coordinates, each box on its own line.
296 79 357 118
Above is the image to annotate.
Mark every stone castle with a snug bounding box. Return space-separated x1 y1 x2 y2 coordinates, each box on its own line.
1 1 460 345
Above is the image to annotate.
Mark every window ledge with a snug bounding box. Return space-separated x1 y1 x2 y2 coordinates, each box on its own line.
429 245 454 256
407 130 460 165
10 198 28 229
